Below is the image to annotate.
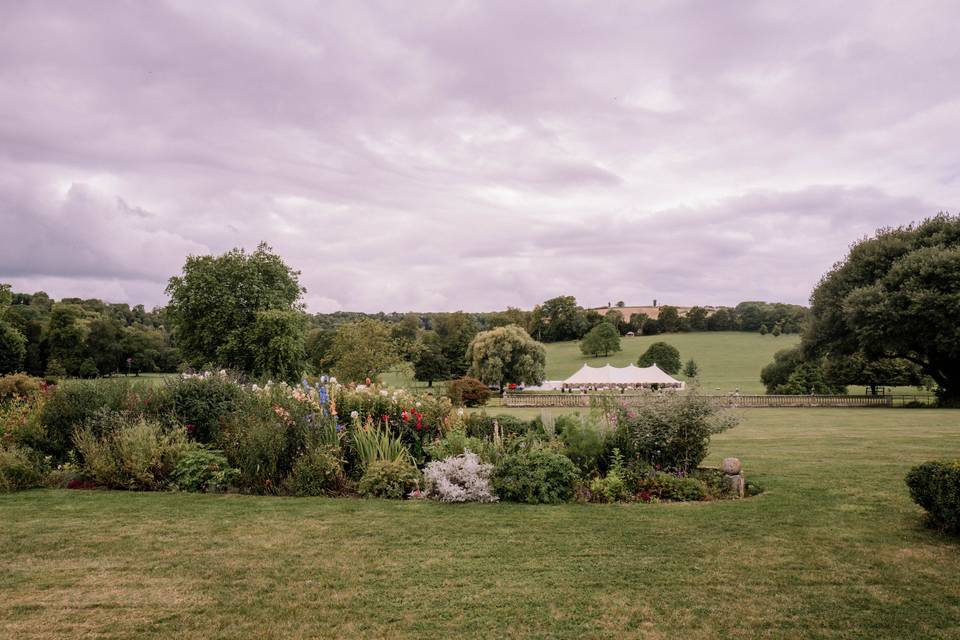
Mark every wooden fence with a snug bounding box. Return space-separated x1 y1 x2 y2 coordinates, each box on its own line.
501 393 915 408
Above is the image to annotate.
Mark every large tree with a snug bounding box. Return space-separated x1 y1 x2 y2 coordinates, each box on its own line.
533 296 588 342
431 312 478 377
637 341 681 374
44 303 88 376
329 319 399 383
165 243 305 376
466 325 546 392
0 284 26 374
85 315 124 375
657 306 681 333
580 322 621 357
803 214 960 401
412 331 449 387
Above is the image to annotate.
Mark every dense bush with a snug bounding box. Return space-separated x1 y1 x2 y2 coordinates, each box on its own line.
426 430 498 463
0 393 48 452
358 459 421 499
163 375 243 444
0 446 45 492
218 403 293 494
0 373 43 402
40 379 150 461
170 447 238 492
422 452 498 502
464 413 531 439
625 465 708 502
446 377 492 407
692 468 735 499
285 445 344 496
616 392 739 471
491 448 579 504
557 414 609 477
587 449 628 503
906 460 960 532
73 417 188 490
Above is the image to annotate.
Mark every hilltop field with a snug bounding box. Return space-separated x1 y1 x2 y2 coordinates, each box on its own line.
385 331 799 394
541 331 799 394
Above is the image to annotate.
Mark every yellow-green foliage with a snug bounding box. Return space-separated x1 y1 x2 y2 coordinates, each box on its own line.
74 418 188 490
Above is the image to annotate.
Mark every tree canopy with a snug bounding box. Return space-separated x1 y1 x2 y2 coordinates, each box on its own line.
579 322 621 357
165 243 305 377
803 214 960 401
329 319 399 383
466 325 546 391
637 342 681 374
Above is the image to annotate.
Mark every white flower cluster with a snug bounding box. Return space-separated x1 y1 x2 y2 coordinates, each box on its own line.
180 369 231 380
422 452 498 503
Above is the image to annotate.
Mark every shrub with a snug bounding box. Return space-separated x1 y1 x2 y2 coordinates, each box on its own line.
218 404 290 493
661 475 708 501
629 469 708 501
0 373 43 403
622 459 655 495
0 393 48 452
171 447 239 492
491 448 579 504
78 358 99 379
744 478 765 497
161 376 243 444
426 430 498 464
616 392 739 471
557 414 609 477
906 460 960 533
589 473 629 503
73 417 188 490
422 452 498 503
358 459 421 499
588 448 629 503
464 413 531 439
0 446 45 492
692 467 735 499
446 377 492 407
41 379 147 461
285 445 344 496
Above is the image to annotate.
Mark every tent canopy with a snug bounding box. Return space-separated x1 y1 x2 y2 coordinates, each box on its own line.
562 363 684 388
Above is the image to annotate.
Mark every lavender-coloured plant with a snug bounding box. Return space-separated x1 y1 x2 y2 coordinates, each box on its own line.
422 451 498 503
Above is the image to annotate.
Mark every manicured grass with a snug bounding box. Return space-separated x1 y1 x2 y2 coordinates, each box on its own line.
2 409 959 639
543 331 799 393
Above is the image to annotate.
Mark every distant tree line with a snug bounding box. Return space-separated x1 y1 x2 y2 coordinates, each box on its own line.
0 285 178 378
0 246 812 391
525 296 807 342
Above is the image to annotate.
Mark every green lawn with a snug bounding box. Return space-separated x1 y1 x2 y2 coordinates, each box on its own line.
2 409 959 639
543 331 798 393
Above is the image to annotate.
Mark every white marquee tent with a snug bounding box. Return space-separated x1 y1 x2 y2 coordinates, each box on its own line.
561 363 685 389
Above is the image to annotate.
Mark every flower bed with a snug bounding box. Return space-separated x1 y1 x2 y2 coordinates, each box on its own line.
0 373 751 504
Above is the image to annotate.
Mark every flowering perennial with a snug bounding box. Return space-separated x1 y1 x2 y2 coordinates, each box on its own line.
422 452 498 503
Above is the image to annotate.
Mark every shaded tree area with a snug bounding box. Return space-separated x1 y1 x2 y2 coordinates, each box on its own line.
1 283 179 378
800 214 960 402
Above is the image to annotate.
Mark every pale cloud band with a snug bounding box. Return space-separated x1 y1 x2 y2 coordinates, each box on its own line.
0 1 955 312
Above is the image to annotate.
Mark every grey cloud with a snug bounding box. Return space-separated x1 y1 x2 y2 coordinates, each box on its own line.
0 1 957 312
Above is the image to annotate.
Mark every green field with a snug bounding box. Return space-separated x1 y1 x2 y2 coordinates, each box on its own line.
3 409 959 639
542 331 799 393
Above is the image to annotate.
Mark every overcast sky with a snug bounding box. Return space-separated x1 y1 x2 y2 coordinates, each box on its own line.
1 1 957 312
